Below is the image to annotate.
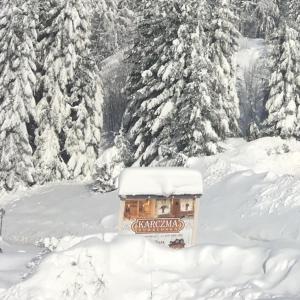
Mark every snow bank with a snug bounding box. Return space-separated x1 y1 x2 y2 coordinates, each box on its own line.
2 137 300 299
119 167 203 197
0 240 40 291
3 236 300 300
188 137 300 187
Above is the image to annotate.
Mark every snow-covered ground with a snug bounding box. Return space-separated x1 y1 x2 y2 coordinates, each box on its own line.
1 137 300 299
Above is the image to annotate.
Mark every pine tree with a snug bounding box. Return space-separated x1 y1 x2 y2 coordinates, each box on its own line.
34 0 71 183
64 0 103 180
65 58 103 180
0 0 37 190
288 0 300 29
264 21 300 138
209 0 240 139
122 0 236 167
91 0 134 66
35 0 103 182
254 0 280 38
171 0 221 160
122 0 184 166
238 0 280 38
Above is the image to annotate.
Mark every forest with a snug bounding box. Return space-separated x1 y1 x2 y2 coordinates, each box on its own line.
0 0 299 192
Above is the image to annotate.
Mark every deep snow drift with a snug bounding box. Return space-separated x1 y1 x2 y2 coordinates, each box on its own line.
2 137 300 299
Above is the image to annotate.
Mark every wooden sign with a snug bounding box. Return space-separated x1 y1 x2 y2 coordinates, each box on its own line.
119 197 199 248
131 218 185 234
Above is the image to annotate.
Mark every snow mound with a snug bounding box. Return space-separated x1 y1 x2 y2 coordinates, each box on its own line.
188 137 300 187
3 237 300 300
253 175 300 214
119 167 203 197
0 240 40 291
2 137 300 299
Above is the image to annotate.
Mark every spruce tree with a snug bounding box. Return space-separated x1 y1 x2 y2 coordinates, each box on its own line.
254 0 280 38
237 0 280 39
0 0 37 190
122 0 184 166
34 0 71 183
64 0 103 180
288 0 300 28
264 21 300 138
172 0 221 159
65 58 103 180
91 0 134 65
35 0 103 182
122 0 235 167
209 0 240 139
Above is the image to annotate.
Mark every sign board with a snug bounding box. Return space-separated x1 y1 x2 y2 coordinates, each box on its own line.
119 197 199 248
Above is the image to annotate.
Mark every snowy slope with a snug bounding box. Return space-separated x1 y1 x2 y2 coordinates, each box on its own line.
2 137 300 299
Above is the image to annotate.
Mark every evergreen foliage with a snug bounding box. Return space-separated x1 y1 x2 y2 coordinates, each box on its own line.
1 0 300 192
264 20 300 138
64 0 104 180
65 57 103 180
122 0 241 167
288 0 300 28
122 0 183 166
209 0 240 139
91 0 134 66
0 0 37 190
171 0 221 159
93 134 130 192
254 0 280 38
35 0 103 182
239 0 280 38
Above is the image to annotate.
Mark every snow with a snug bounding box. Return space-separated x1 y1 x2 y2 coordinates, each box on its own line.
1 182 119 244
2 137 300 299
0 239 41 293
118 167 203 197
236 37 265 77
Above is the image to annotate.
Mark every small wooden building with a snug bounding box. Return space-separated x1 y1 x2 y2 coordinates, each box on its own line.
118 167 203 248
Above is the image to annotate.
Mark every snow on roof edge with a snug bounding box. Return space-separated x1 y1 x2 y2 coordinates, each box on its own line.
118 167 203 198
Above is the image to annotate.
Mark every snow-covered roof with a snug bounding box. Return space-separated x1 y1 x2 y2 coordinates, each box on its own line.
118 167 203 197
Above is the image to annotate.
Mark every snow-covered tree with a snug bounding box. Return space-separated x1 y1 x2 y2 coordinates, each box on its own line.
64 0 104 180
287 0 300 29
263 21 300 138
35 0 104 182
171 0 221 159
246 121 260 141
122 0 184 166
0 0 37 190
34 0 71 183
209 0 240 139
122 0 238 167
65 57 103 180
238 0 280 38
93 134 130 192
254 0 280 38
91 0 134 66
